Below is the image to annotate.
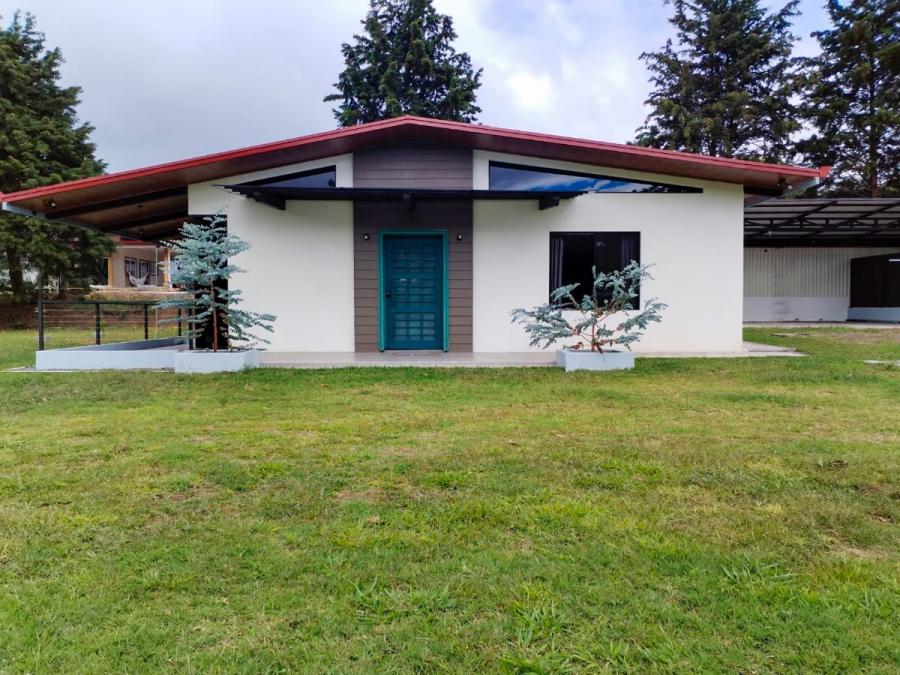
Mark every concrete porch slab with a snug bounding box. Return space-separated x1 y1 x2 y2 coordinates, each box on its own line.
261 351 557 368
640 341 802 358
260 342 801 368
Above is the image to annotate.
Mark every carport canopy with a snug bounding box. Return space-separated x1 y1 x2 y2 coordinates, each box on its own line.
744 197 900 247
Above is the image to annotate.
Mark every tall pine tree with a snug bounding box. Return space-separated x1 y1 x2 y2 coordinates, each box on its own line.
0 12 111 299
636 0 801 162
325 0 482 126
798 0 899 197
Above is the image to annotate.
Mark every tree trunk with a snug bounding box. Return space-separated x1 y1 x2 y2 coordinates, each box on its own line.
4 246 26 300
867 48 880 198
210 282 219 352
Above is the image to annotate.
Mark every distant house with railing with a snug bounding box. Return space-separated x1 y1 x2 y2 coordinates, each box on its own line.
106 237 173 288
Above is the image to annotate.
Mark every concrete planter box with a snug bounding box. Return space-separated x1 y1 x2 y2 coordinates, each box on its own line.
35 337 186 371
174 349 260 374
556 349 635 372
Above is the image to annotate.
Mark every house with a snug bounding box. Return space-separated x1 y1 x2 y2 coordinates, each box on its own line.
1 116 829 353
106 237 173 288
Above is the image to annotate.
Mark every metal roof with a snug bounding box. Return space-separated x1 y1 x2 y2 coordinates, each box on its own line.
1 115 826 241
744 198 900 247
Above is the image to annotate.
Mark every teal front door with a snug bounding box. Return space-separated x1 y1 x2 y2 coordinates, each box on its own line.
382 234 445 350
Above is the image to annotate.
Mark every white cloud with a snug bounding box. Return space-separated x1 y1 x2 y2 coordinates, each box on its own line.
505 71 555 112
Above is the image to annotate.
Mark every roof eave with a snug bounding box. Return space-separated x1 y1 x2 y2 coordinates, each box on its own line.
1 116 823 208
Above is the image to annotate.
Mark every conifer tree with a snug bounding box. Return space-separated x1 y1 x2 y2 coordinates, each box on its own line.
636 0 801 162
325 0 482 126
798 0 899 197
0 12 111 299
159 215 275 352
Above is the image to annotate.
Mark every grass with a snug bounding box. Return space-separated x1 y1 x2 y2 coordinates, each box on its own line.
0 327 898 672
0 329 35 370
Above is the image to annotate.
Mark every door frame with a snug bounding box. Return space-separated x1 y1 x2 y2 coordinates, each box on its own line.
377 229 449 352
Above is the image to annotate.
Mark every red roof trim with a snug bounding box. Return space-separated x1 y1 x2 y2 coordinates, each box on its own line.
2 115 822 203
1 116 407 202
405 116 821 177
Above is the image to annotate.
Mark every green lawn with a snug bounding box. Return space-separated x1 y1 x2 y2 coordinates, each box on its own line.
0 328 898 672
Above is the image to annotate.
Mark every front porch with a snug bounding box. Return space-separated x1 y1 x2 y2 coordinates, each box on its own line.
259 341 799 369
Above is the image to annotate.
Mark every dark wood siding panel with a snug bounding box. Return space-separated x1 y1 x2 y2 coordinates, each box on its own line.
353 200 473 352
354 147 473 189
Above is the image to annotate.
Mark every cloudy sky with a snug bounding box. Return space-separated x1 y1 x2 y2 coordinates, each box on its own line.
1 0 829 172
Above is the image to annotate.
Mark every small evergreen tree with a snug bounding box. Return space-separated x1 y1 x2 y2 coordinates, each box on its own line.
324 0 482 126
0 12 112 299
159 215 275 352
798 0 899 197
636 0 801 162
511 262 667 353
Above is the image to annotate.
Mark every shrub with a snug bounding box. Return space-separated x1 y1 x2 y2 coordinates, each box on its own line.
510 261 666 352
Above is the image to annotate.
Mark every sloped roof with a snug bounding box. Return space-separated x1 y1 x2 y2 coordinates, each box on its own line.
1 115 826 240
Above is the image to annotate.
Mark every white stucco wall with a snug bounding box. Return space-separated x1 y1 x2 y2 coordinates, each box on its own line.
743 246 900 322
187 155 355 351
184 149 750 353
472 151 745 353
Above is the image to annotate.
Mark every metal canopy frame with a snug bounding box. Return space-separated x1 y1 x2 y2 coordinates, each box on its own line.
744 197 900 247
219 185 587 211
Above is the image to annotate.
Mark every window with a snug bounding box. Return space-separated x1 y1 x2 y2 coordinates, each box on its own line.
549 232 641 305
138 260 163 286
247 165 336 189
489 161 701 194
124 257 137 282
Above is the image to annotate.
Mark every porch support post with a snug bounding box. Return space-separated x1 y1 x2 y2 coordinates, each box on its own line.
36 270 45 351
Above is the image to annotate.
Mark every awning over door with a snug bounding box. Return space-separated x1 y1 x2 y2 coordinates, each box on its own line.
219 185 586 211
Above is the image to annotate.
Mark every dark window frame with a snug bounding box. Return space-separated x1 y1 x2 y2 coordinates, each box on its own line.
244 165 337 188
549 232 641 307
489 161 702 194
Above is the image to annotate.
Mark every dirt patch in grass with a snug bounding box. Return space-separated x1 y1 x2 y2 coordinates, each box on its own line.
838 329 900 345
833 544 887 560
154 483 220 503
334 486 390 503
333 482 440 504
801 328 900 346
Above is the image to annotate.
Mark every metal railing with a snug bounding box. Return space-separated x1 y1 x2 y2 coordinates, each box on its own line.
36 299 185 350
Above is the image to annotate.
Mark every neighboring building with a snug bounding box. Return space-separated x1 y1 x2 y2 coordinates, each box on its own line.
743 198 900 322
2 116 830 353
106 237 172 288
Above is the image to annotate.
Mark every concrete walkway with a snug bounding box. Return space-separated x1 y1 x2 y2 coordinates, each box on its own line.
745 321 899 329
260 342 800 369
262 351 557 368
